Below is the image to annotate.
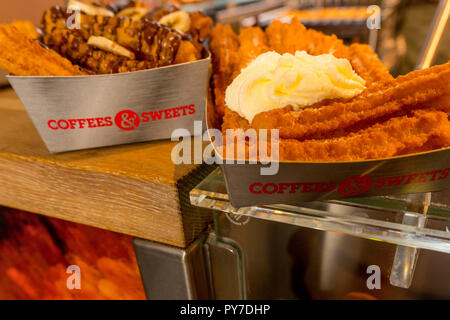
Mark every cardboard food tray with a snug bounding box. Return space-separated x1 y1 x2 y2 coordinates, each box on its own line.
206 108 450 208
8 56 211 153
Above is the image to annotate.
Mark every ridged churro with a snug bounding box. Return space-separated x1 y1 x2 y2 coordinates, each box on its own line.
210 24 240 118
232 26 270 78
266 19 350 59
349 43 394 85
0 24 86 76
10 20 39 39
278 110 450 161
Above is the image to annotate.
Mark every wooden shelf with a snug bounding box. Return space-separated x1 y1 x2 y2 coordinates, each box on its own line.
0 88 213 248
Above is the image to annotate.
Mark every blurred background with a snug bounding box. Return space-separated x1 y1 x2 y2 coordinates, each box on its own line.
0 0 448 76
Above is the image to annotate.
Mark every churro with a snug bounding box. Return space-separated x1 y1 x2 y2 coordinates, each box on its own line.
279 110 450 161
210 24 240 118
0 24 86 76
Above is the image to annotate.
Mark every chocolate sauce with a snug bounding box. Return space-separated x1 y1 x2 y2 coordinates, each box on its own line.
39 5 197 74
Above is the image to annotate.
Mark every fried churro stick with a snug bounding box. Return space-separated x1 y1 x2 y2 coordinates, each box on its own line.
267 19 350 58
174 41 199 64
210 24 240 118
266 19 391 86
188 11 213 52
221 27 270 129
232 26 270 78
305 28 350 59
0 24 86 76
279 110 450 161
349 43 393 86
428 94 450 113
266 19 305 54
251 62 450 140
222 107 251 132
265 20 287 53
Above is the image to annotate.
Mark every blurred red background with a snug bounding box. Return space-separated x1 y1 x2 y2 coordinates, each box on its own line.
0 207 146 300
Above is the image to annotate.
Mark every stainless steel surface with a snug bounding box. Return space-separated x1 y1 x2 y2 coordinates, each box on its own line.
416 0 450 69
133 235 211 300
190 168 450 254
212 209 450 299
8 57 210 153
204 231 246 299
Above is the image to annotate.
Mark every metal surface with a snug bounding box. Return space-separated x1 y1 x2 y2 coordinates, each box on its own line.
8 57 210 153
203 230 246 299
210 213 450 299
133 235 210 300
216 148 450 207
416 0 450 69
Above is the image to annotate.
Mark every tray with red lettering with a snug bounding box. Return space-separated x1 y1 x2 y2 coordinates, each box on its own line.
205 110 450 207
7 56 210 153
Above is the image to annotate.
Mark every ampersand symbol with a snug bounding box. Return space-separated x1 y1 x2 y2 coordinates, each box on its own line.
338 175 373 197
115 110 140 131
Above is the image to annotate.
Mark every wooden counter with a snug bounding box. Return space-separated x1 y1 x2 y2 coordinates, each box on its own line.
0 88 214 248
